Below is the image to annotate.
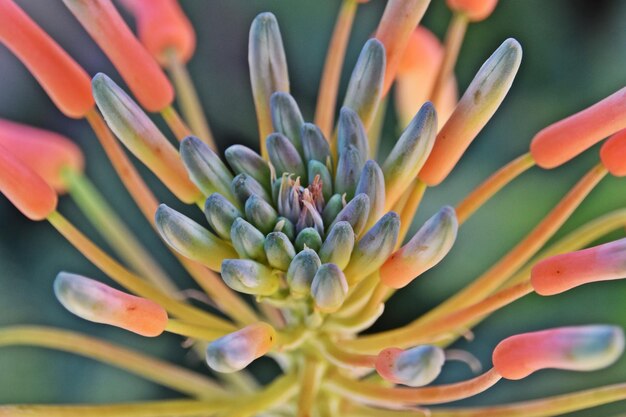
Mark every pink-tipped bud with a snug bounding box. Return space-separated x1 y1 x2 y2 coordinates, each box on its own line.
600 129 626 177
119 0 195 65
530 87 626 169
447 0 498 21
0 0 94 118
493 325 625 380
62 0 173 112
531 238 626 296
54 272 168 337
206 323 276 373
0 144 57 220
0 119 84 192
376 346 445 387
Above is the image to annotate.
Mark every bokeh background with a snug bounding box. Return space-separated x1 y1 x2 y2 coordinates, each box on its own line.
1 0 625 415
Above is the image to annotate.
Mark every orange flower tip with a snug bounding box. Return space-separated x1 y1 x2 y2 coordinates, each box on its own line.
53 271 169 337
205 323 276 373
530 87 626 169
600 129 626 177
375 346 445 387
0 119 84 193
119 0 195 65
418 38 522 186
531 238 626 296
62 0 173 112
446 0 499 21
492 325 625 380
0 0 94 118
0 144 57 221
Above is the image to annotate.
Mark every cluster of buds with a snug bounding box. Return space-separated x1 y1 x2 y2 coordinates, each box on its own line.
0 0 626 416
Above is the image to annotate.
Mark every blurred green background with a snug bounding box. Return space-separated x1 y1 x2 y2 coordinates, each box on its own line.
1 0 626 415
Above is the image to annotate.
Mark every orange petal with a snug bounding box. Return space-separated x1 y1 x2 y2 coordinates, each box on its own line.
0 0 94 118
446 0 498 21
600 129 626 177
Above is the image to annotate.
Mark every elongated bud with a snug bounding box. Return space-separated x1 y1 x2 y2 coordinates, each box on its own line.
530 88 626 169
419 39 522 186
308 161 333 201
337 107 369 164
319 221 355 270
344 212 400 285
245 195 278 234
266 133 306 181
204 193 242 240
119 0 195 65
447 0 499 21
0 0 94 118
63 0 173 111
383 102 437 207
493 325 625 380
231 173 272 205
295 227 323 252
329 193 370 236
206 323 276 373
275 216 296 241
531 238 626 296
180 136 236 202
600 129 626 176
356 160 386 229
265 231 296 270
322 194 345 227
0 119 84 192
54 272 168 337
302 123 331 163
287 248 321 298
224 145 271 191
221 259 280 296
271 92 304 155
93 74 200 203
342 39 385 129
249 12 289 156
230 218 267 263
0 144 57 220
376 346 445 387
155 204 236 271
335 146 365 200
381 206 458 288
311 263 349 313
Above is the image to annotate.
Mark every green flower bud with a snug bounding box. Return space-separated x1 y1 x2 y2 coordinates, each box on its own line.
264 231 296 270
221 259 279 296
319 221 355 270
375 346 445 387
287 248 321 298
322 194 344 227
329 193 370 237
224 144 271 191
231 173 272 205
266 133 306 181
311 263 348 313
270 92 304 155
245 194 278 234
295 227 323 252
308 160 333 201
302 123 331 164
204 193 242 240
355 160 385 229
337 107 368 164
274 216 295 241
335 145 364 200
230 217 267 263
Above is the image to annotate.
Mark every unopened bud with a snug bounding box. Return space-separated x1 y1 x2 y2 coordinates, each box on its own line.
264 231 296 270
308 161 333 201
206 322 276 373
355 160 386 229
224 145 271 191
302 123 331 164
266 133 306 181
319 221 355 270
271 92 305 155
447 0 499 21
335 145 365 201
287 248 321 298
295 227 323 252
311 263 349 313
329 193 370 236
231 173 272 205
221 259 280 296
204 193 242 240
376 346 445 387
600 129 626 177
245 195 278 234
230 218 267 263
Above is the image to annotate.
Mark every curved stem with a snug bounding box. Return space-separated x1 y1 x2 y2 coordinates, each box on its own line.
161 105 192 140
297 358 326 417
397 178 428 245
220 373 299 417
166 319 233 340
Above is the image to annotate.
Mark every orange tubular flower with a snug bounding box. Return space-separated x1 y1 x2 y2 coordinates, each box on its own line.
0 119 84 193
600 129 626 177
62 0 174 112
530 87 626 169
0 0 94 118
120 0 195 65
447 0 499 21
0 144 58 221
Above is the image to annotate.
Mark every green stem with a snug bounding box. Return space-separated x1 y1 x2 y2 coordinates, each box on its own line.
220 373 299 417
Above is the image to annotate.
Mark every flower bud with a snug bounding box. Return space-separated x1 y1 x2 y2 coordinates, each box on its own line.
337 107 369 165
383 102 437 207
311 263 349 313
530 87 626 169
355 160 386 229
249 12 289 155
271 92 305 155
419 39 522 186
308 161 333 201
322 194 345 227
287 248 321 298
93 74 201 203
224 145 271 191
531 238 626 296
0 0 94 118
54 272 168 337
230 218 267 263
119 0 195 65
204 193 242 240
221 259 280 296
493 325 625 380
335 146 365 200
302 123 331 164
0 144 57 220
329 193 370 237
264 231 296 270
344 212 400 285
275 216 295 241
381 206 458 288
600 129 626 177
319 221 355 270
206 322 276 373
245 195 278 235
266 133 306 181
0 119 84 192
447 0 499 21
376 346 445 387
63 0 173 111
155 204 236 271
231 173 272 205
295 227 323 252
342 39 385 129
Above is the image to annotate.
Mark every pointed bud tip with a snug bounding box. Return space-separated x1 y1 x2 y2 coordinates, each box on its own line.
206 322 276 373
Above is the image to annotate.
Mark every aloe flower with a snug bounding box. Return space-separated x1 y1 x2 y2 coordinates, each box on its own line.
1 1 626 416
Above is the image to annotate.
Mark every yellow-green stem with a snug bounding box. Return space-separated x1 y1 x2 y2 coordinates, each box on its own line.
166 319 234 340
220 373 299 417
397 178 428 245
161 105 192 140
297 358 326 417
